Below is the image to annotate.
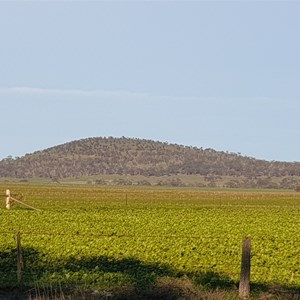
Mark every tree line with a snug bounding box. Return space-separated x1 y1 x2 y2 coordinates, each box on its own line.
1 137 300 189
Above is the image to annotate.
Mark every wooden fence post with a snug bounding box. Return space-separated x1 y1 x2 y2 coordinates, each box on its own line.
17 232 24 285
6 189 11 209
239 237 251 298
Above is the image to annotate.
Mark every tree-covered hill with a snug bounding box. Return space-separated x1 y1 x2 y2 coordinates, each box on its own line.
1 137 300 182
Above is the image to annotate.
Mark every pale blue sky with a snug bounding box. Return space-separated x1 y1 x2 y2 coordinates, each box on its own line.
0 1 299 162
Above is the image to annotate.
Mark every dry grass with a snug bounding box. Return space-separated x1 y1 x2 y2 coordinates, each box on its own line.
1 277 300 300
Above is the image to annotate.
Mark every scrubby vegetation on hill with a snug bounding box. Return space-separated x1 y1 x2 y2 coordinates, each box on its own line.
1 137 300 189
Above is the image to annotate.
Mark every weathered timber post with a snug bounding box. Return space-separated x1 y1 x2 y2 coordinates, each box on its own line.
6 189 11 209
239 237 251 298
17 232 24 285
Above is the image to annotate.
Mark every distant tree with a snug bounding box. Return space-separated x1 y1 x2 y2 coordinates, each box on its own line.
95 178 106 185
51 177 60 183
4 155 13 161
224 180 240 188
137 180 151 186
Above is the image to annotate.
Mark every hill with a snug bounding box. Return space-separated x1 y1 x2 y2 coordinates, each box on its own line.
1 137 300 189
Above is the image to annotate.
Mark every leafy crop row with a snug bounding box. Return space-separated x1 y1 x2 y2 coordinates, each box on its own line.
1 183 300 291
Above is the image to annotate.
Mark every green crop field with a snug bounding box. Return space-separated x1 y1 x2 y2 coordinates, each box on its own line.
1 183 300 299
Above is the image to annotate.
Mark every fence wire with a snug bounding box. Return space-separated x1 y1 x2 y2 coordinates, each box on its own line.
1 232 300 276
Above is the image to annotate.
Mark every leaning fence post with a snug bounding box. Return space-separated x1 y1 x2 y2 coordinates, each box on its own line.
17 232 24 285
239 237 251 298
6 189 11 209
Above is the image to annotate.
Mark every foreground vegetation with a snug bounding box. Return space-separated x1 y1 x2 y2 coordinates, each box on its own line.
1 183 300 299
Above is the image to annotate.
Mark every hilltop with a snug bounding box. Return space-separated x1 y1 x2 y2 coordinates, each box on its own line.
1 137 300 189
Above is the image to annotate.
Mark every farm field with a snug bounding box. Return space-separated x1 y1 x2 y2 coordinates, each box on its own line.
1 183 300 299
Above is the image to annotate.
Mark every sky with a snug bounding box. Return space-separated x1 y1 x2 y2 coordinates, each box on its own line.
0 1 299 162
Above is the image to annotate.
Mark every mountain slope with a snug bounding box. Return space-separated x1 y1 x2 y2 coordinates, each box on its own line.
0 137 300 179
